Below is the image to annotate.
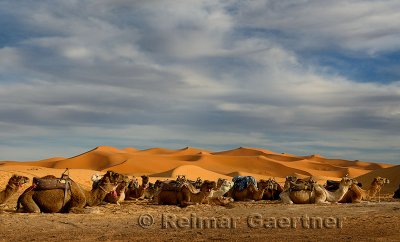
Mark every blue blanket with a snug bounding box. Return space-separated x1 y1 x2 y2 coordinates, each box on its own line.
232 176 257 191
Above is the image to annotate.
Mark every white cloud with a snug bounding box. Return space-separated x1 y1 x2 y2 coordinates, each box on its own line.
0 0 399 163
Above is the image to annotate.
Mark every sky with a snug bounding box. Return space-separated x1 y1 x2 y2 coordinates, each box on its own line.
0 0 399 164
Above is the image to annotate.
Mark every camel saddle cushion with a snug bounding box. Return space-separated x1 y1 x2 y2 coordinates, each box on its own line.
33 176 71 190
232 176 257 191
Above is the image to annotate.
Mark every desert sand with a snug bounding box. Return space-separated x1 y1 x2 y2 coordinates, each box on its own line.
0 146 399 241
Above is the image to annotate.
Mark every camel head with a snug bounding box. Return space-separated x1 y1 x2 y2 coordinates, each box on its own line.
266 178 279 190
216 178 225 189
176 175 187 183
103 171 127 185
200 180 217 193
128 177 139 189
340 176 357 187
154 180 163 190
8 175 30 189
141 175 149 185
257 179 270 190
285 176 297 183
97 176 119 194
373 177 390 186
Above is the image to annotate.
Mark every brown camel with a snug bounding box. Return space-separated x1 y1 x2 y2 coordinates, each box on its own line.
367 177 389 198
17 171 126 213
104 178 129 205
125 175 149 200
157 180 216 207
0 175 30 205
227 181 269 201
260 178 283 200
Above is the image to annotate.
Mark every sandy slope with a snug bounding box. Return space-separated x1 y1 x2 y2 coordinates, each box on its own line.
0 146 397 192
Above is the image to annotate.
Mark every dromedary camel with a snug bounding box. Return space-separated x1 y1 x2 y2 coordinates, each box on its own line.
280 176 356 204
209 178 233 198
0 175 30 205
227 180 269 201
125 175 149 200
157 180 216 207
260 178 283 200
104 178 129 205
339 176 390 203
17 171 126 213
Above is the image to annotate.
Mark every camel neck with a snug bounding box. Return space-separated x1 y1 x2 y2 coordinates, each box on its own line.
86 187 108 206
0 184 18 204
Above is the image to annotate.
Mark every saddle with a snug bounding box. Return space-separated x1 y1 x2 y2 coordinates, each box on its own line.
289 181 314 192
33 175 70 190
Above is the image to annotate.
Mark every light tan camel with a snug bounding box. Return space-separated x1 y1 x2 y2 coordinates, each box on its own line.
0 175 30 205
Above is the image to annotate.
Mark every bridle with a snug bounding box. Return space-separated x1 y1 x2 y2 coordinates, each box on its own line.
98 182 117 193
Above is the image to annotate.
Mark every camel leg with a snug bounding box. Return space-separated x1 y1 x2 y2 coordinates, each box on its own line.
279 191 293 204
18 193 41 213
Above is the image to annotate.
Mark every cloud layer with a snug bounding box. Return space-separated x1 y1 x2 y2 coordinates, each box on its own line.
0 0 399 163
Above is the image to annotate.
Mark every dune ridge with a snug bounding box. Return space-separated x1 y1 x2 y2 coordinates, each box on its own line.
0 146 396 191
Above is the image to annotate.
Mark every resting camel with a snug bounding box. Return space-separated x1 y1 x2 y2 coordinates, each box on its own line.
0 175 30 205
280 176 356 204
189 177 203 189
338 176 390 203
17 171 126 213
209 178 233 198
260 178 283 200
227 180 269 201
104 178 129 205
157 180 216 207
125 175 149 200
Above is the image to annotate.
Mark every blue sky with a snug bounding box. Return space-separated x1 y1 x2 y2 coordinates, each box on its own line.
0 0 399 164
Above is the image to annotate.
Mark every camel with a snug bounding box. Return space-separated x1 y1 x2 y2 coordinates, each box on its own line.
338 176 390 203
280 176 356 204
260 178 283 200
157 180 216 207
125 175 149 200
210 178 233 198
394 184 400 199
0 175 30 205
189 177 203 189
227 180 269 201
17 171 126 213
366 177 389 199
104 179 129 205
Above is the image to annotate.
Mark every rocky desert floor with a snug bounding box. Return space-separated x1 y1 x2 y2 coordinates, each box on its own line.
1 197 399 242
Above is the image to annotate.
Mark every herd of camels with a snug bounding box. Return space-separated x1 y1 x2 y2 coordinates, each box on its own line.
0 170 398 213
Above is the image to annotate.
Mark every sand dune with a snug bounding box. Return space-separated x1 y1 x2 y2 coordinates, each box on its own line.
0 146 397 192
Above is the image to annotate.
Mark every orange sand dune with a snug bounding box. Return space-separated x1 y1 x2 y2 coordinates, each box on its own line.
0 146 396 191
